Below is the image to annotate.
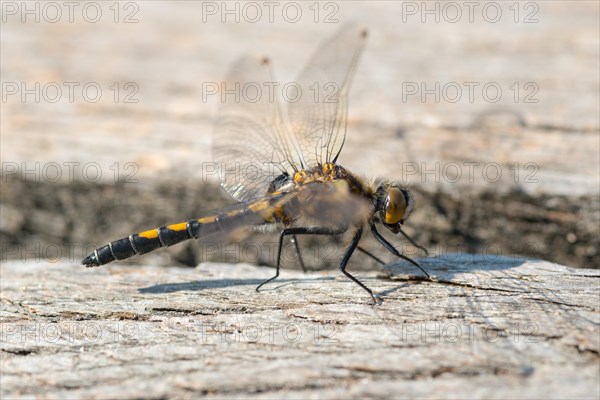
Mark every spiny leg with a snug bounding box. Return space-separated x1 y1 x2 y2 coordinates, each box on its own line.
291 235 308 273
399 227 429 256
256 227 345 292
357 246 386 265
370 223 431 279
339 227 382 305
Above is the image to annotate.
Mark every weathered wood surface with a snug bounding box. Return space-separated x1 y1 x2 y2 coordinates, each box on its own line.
1 255 598 399
1 4 599 396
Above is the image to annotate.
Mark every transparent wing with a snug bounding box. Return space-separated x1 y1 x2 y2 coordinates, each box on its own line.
213 24 367 201
212 56 302 202
288 22 367 167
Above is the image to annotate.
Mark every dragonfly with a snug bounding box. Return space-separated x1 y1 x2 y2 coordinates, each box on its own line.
82 23 429 304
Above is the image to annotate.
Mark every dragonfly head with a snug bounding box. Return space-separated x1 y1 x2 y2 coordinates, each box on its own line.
375 181 414 233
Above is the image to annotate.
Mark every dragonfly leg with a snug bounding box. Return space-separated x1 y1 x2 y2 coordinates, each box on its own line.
255 227 345 292
370 223 431 279
357 246 386 265
290 235 308 273
399 227 429 256
339 227 382 305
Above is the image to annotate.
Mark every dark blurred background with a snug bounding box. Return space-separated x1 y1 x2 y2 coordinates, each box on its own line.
1 1 598 270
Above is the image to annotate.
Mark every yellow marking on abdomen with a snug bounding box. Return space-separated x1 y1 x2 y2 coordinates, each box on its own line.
198 216 217 224
249 200 269 212
167 222 188 231
138 229 159 239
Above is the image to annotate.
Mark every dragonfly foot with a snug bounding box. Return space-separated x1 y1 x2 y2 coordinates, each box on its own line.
371 294 384 305
256 275 278 292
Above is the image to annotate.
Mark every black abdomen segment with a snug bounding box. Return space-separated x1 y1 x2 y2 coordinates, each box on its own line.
82 197 282 268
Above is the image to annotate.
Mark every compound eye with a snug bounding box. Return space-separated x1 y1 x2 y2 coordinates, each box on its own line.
384 187 407 225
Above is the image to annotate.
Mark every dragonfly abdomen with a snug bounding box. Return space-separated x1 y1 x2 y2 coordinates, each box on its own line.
83 221 195 267
82 199 283 268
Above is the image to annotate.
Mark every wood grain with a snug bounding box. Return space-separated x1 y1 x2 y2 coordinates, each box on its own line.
1 256 598 399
